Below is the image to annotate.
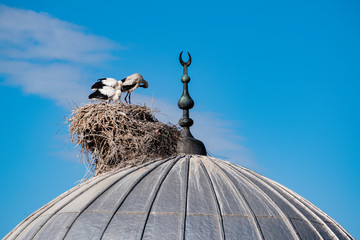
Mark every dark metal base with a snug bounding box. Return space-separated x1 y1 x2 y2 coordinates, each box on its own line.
177 136 207 155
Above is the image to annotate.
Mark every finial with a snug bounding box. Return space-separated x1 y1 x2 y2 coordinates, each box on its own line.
176 51 207 155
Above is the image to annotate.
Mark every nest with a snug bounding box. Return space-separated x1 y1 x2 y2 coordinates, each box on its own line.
68 103 180 175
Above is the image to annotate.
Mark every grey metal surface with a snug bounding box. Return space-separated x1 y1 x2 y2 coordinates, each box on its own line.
4 156 354 240
177 52 207 155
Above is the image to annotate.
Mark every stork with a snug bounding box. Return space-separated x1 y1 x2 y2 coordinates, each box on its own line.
120 73 148 104
89 78 123 103
91 78 118 90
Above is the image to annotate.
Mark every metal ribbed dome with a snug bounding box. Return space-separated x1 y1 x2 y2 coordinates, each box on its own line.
5 155 353 240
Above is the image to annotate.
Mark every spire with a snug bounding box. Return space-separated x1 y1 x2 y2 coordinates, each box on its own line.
176 51 207 155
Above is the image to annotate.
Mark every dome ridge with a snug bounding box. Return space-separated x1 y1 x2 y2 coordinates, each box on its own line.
4 155 354 240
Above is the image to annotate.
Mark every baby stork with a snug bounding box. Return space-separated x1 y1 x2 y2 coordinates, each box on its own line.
89 78 122 103
120 73 148 104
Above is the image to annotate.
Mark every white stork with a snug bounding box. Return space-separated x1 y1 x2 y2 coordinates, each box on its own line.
88 74 148 104
91 77 118 90
120 73 148 104
89 78 123 103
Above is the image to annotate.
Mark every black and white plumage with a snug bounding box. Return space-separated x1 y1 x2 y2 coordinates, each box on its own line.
120 73 148 104
91 78 118 91
89 78 122 103
88 74 148 104
89 86 122 102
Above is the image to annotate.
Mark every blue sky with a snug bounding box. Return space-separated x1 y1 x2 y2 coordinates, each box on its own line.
0 0 359 238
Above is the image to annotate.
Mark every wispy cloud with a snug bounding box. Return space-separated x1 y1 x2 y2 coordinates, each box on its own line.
0 4 255 167
0 4 117 105
132 94 256 167
0 5 115 63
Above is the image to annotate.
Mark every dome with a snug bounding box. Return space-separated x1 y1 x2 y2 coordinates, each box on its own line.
4 155 353 240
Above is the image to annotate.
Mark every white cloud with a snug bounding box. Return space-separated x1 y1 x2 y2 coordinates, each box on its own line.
0 4 117 106
0 60 90 105
0 4 255 167
0 5 115 63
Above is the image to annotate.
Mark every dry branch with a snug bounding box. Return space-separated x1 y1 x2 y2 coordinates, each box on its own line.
67 103 180 175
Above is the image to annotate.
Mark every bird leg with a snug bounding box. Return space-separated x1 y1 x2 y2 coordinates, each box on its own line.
128 91 131 104
124 92 129 104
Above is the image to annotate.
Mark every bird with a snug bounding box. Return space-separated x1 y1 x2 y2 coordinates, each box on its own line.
120 73 148 104
89 78 123 103
91 77 118 90
88 74 148 104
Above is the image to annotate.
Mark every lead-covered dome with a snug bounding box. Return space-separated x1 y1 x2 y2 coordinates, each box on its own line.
5 155 353 240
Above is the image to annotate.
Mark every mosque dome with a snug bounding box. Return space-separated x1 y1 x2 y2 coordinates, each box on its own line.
4 155 354 240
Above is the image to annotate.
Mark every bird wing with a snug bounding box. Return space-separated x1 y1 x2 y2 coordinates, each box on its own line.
102 78 118 87
88 86 116 101
91 81 104 90
89 86 117 101
89 90 109 100
119 73 147 92
98 86 116 96
122 73 142 85
121 83 138 92
92 78 118 90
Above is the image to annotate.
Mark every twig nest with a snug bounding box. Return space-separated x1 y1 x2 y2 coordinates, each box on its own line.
68 103 180 175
